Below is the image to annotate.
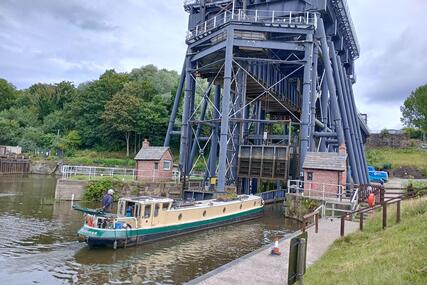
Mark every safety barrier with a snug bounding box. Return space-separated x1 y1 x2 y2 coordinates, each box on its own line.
187 9 317 40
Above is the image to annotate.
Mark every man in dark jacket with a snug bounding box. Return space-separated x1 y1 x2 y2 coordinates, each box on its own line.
101 189 114 213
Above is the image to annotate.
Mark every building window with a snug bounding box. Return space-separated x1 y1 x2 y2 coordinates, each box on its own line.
163 160 171 170
307 172 313 181
154 162 159 170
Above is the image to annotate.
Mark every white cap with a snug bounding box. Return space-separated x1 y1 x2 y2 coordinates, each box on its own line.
108 189 114 195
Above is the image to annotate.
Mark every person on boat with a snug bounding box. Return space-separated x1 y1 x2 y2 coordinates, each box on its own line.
101 189 114 213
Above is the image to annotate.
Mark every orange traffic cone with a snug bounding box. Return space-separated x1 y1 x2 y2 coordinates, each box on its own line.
271 238 281 255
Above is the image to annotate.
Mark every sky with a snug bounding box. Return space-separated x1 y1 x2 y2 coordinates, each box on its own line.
0 0 426 131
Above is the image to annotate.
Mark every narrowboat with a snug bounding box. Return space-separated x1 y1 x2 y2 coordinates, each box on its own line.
76 195 264 248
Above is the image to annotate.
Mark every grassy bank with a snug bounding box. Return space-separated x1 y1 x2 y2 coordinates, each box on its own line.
366 148 427 176
305 198 427 285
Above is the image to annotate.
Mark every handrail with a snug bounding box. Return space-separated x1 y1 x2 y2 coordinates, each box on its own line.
187 9 317 41
302 204 324 233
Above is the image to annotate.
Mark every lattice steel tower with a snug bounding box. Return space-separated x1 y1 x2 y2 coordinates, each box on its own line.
164 0 370 194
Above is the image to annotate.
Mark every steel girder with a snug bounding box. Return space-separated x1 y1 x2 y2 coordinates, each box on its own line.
164 9 369 193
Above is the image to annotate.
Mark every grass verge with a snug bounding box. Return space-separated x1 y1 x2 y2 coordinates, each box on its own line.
304 198 427 285
366 148 427 176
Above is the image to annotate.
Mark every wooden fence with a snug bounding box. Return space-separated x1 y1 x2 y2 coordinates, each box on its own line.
0 156 30 175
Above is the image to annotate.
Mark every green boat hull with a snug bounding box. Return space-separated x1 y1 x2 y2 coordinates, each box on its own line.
78 206 264 248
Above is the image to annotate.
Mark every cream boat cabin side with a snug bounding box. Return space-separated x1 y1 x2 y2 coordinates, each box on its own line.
78 195 264 248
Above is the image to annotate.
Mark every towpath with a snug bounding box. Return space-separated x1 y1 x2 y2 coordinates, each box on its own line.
187 218 358 285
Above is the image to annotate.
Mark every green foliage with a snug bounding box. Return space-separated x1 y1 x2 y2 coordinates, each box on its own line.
401 84 427 134
84 178 114 201
0 118 20 145
403 127 424 139
102 92 141 156
0 78 17 111
0 64 180 158
284 197 320 219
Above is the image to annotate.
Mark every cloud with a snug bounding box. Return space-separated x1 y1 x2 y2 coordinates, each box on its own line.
0 0 425 130
349 0 427 129
0 0 187 88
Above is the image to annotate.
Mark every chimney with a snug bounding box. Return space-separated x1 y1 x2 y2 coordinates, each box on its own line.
338 144 347 155
143 139 150 149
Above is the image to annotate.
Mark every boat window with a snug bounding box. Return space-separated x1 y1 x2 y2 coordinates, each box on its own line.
254 201 257 206
162 203 169 210
125 202 136 217
136 204 141 218
144 205 151 218
178 213 182 220
154 203 160 217
223 207 226 213
203 210 206 217
240 204 243 209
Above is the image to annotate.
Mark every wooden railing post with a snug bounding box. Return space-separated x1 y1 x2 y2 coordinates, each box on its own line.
315 213 319 233
382 202 387 229
340 214 345 237
396 200 401 224
359 213 364 231
380 187 385 204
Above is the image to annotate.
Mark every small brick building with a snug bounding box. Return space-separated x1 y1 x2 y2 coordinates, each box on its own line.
134 139 173 182
302 149 347 195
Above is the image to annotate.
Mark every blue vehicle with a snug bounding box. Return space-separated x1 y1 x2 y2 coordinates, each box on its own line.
368 166 389 183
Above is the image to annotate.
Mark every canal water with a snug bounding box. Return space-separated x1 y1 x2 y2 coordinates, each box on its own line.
0 175 298 284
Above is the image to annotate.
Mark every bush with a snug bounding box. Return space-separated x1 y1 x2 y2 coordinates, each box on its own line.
84 178 114 201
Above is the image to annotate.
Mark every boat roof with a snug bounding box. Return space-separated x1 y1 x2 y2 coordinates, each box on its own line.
119 196 174 203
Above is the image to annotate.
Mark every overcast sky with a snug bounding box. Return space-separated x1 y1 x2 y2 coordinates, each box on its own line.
0 0 426 131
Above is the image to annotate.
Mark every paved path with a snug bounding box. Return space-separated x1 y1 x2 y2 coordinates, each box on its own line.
188 218 358 285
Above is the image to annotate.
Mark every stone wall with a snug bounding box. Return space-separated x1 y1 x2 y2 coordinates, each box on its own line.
366 133 419 148
30 160 61 175
55 178 182 201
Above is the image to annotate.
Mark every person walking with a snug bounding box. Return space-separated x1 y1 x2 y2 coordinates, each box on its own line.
101 189 114 213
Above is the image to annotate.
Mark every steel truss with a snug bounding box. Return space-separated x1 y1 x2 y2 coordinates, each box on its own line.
165 1 369 193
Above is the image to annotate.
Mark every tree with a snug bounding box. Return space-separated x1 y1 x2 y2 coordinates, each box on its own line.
0 79 17 111
102 93 141 156
0 118 20 145
68 70 129 148
401 84 427 135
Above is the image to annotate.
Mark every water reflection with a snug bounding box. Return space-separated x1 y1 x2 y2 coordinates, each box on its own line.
0 175 297 284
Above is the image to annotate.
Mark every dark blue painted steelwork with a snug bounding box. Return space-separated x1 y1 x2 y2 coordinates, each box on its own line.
165 0 369 194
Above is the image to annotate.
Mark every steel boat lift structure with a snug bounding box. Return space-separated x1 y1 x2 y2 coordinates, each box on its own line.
164 0 370 194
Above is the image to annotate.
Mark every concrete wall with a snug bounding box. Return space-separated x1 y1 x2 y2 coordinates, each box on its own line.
55 179 87 201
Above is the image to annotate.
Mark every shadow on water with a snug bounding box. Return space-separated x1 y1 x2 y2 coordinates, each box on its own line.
0 175 298 284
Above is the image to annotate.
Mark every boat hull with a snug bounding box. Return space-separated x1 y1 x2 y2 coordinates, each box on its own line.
79 207 264 248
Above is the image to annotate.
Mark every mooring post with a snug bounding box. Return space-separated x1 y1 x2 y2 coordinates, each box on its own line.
396 200 401 224
382 202 387 229
340 214 345 237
